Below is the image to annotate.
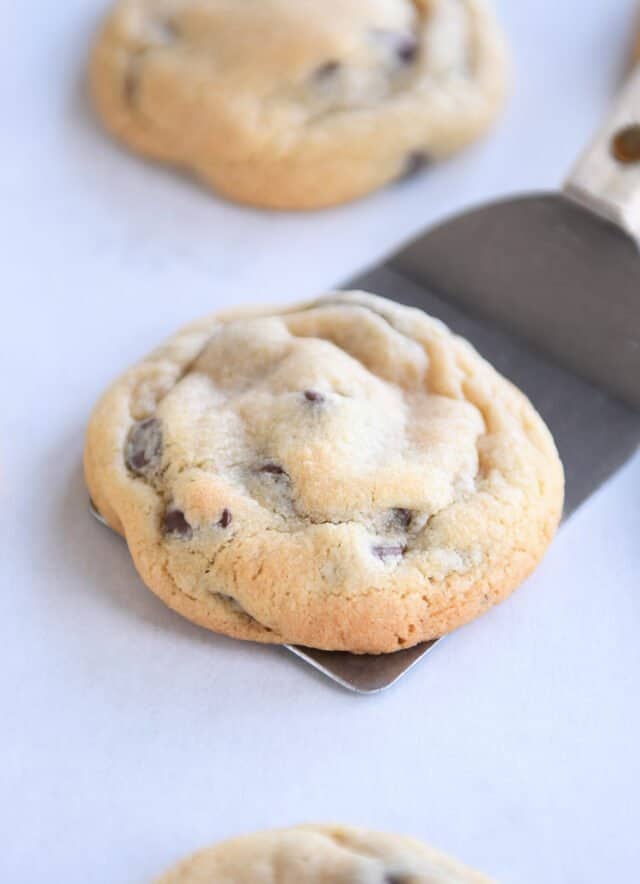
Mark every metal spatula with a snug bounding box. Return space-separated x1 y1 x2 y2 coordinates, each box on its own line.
282 67 640 691
91 68 640 694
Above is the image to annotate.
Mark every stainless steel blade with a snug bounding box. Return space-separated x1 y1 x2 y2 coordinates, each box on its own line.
286 641 438 694
392 193 640 410
295 199 640 692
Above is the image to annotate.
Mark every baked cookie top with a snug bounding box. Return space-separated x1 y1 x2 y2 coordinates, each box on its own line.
90 0 508 208
156 824 494 883
84 292 563 654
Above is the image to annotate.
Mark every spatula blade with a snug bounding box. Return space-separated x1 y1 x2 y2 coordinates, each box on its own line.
391 192 640 410
298 196 639 692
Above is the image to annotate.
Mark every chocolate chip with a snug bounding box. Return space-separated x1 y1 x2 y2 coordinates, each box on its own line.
125 418 162 474
399 151 430 180
153 18 179 43
259 463 287 476
218 508 232 528
314 60 341 80
372 544 407 561
385 875 411 884
124 69 137 104
396 35 419 64
303 389 325 403
163 508 192 538
389 508 412 529
123 52 144 105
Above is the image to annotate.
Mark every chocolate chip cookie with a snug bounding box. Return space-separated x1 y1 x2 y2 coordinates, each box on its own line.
155 824 494 883
84 292 563 654
90 0 509 209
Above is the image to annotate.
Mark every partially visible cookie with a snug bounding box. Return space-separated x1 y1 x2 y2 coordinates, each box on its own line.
156 824 494 883
90 0 508 209
84 291 563 654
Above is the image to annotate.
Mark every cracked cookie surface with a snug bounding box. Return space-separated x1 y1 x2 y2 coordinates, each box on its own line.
90 0 508 208
84 292 563 654
155 824 494 883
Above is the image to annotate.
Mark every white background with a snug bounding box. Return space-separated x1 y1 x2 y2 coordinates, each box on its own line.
3 1 640 881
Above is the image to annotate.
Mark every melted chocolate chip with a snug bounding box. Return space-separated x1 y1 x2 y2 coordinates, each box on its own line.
303 389 325 403
218 508 232 528
396 35 419 64
125 418 162 474
390 508 412 529
153 18 179 43
314 60 341 80
385 875 411 883
259 463 287 477
163 508 192 538
399 151 430 180
372 543 407 561
123 52 144 105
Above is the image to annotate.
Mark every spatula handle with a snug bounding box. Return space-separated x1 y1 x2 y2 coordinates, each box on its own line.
565 66 640 241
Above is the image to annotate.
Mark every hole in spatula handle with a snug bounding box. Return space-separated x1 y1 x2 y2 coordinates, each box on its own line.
611 124 640 163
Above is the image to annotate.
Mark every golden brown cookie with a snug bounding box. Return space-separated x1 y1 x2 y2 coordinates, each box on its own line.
84 292 563 654
90 0 509 209
155 824 494 883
